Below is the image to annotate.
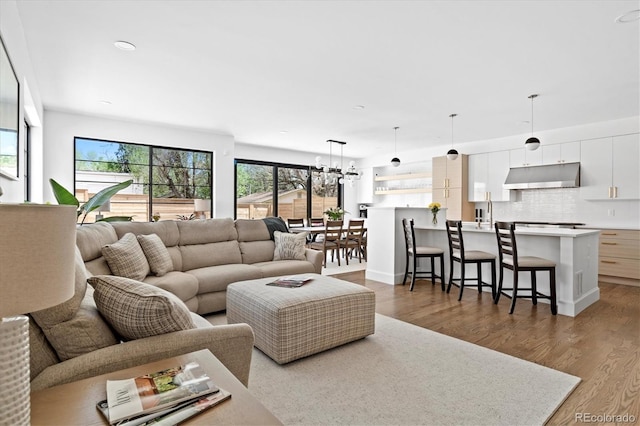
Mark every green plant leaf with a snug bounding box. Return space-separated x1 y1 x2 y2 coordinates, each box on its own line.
82 180 133 214
97 216 133 222
49 178 80 208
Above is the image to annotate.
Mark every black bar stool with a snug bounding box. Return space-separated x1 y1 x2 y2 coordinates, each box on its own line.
401 218 445 291
494 221 558 315
445 220 496 301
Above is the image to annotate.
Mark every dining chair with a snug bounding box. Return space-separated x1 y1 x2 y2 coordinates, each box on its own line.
445 220 496 301
340 219 365 265
494 221 558 315
401 218 445 291
287 218 305 230
308 220 344 267
309 217 325 242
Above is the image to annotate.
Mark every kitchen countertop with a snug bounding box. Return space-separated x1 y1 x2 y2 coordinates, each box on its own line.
415 223 601 238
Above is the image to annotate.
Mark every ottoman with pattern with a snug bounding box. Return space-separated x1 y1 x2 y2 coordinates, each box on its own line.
226 273 375 364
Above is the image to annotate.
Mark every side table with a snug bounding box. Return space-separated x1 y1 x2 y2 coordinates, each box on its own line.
30 349 282 425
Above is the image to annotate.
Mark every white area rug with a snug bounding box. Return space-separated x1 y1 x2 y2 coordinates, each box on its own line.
247 314 580 426
321 260 366 276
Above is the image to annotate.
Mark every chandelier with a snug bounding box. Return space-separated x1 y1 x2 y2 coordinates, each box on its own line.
314 139 362 187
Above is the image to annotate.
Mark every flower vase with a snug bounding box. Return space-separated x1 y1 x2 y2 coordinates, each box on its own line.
432 212 438 225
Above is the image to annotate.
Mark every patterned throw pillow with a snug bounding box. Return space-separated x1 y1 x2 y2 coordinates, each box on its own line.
101 233 150 281
88 275 196 341
137 233 174 277
273 230 308 261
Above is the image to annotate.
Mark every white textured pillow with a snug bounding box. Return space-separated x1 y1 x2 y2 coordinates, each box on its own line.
101 233 150 281
88 275 196 341
137 233 174 277
273 231 308 261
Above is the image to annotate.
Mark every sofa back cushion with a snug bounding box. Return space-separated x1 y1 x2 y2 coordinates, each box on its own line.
235 219 275 264
101 233 150 281
177 219 242 270
76 221 118 263
112 221 183 271
29 316 59 381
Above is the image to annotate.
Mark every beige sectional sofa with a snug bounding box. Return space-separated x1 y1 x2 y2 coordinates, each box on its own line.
29 218 323 392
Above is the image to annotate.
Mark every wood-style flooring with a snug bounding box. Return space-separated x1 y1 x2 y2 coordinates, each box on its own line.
332 270 640 425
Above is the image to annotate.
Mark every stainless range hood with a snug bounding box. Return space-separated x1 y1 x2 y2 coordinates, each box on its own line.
504 162 580 189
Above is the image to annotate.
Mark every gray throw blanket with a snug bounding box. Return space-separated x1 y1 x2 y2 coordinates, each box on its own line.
262 217 289 240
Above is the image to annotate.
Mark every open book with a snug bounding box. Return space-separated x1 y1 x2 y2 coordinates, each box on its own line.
266 275 314 288
105 362 219 424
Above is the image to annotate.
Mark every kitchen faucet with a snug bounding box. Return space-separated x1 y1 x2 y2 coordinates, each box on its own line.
487 199 493 227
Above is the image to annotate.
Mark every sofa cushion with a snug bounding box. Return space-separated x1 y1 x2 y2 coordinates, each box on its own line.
88 275 196 341
179 241 243 271
143 271 199 303
253 260 317 277
101 232 150 281
186 264 264 293
76 221 118 262
177 218 238 245
137 233 174 276
28 316 60 381
111 221 180 247
273 231 308 261
235 219 271 242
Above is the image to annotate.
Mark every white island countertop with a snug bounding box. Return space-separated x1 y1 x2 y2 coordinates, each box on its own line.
414 223 601 238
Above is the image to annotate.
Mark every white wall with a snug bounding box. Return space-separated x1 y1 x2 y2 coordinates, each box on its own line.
43 110 236 218
0 0 45 202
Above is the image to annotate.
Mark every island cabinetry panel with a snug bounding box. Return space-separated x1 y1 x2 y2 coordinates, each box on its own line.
432 155 474 221
598 229 640 286
580 134 640 200
468 151 511 202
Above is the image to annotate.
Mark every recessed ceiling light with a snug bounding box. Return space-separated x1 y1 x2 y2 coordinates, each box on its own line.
99 100 112 105
615 9 640 23
114 40 136 51
353 105 365 110
280 130 289 134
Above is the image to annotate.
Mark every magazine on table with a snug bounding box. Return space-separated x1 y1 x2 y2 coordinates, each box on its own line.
266 275 314 288
104 362 219 424
97 389 231 426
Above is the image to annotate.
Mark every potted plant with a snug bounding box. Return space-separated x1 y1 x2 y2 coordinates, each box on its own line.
428 202 441 225
324 207 348 221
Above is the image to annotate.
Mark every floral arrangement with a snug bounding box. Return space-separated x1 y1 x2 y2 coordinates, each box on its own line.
428 202 441 224
324 207 348 221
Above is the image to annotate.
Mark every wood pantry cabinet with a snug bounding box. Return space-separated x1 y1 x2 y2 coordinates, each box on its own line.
432 155 474 221
598 229 640 287
580 134 640 200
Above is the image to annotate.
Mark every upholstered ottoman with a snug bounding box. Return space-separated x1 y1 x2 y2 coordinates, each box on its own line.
226 273 375 364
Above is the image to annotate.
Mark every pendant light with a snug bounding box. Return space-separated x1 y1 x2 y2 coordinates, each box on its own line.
525 94 540 151
390 126 401 167
446 113 459 160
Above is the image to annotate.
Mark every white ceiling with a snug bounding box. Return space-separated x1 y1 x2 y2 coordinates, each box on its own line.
14 0 640 158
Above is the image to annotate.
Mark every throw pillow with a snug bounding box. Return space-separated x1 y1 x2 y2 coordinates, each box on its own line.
88 275 196 341
137 233 174 277
273 230 308 261
101 232 150 281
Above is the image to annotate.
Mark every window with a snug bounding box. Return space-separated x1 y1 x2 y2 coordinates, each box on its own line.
235 159 340 221
74 137 212 223
23 120 30 201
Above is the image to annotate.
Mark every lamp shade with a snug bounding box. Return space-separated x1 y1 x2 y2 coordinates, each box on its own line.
390 157 401 167
0 204 76 317
525 137 540 151
447 149 459 161
194 199 210 212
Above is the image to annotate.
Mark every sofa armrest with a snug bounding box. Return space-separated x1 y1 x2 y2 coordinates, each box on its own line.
31 323 254 391
305 248 323 273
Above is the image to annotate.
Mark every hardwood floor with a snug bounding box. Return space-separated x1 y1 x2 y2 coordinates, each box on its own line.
333 270 640 425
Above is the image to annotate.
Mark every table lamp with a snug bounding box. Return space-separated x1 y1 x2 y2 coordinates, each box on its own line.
194 199 210 219
0 204 77 425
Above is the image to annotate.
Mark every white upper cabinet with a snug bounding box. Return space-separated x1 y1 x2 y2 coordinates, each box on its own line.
542 141 581 165
580 134 640 200
468 151 511 202
509 147 542 167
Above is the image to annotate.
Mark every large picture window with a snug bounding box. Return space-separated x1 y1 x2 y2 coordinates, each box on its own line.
75 137 212 222
235 159 340 221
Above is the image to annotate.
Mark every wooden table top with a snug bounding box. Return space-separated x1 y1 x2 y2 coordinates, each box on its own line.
30 349 282 426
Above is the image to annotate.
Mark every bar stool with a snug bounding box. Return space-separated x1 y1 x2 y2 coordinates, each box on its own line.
494 221 558 315
401 218 445 291
445 220 496 301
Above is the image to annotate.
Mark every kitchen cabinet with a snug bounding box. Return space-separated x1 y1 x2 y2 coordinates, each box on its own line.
432 155 474 221
542 141 581 165
468 151 511 202
373 171 432 195
580 134 640 200
598 229 640 287
509 146 542 167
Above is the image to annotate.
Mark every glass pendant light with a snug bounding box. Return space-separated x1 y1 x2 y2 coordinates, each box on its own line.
446 113 459 160
525 94 540 151
390 126 401 167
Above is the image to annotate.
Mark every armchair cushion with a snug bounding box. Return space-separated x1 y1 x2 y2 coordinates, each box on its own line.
88 275 196 341
273 230 308 261
101 232 150 281
137 233 174 276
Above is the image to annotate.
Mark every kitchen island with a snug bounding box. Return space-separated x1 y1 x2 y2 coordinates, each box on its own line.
365 207 600 317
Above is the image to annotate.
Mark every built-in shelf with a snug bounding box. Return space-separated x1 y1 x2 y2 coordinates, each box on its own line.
374 172 432 181
375 188 432 195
